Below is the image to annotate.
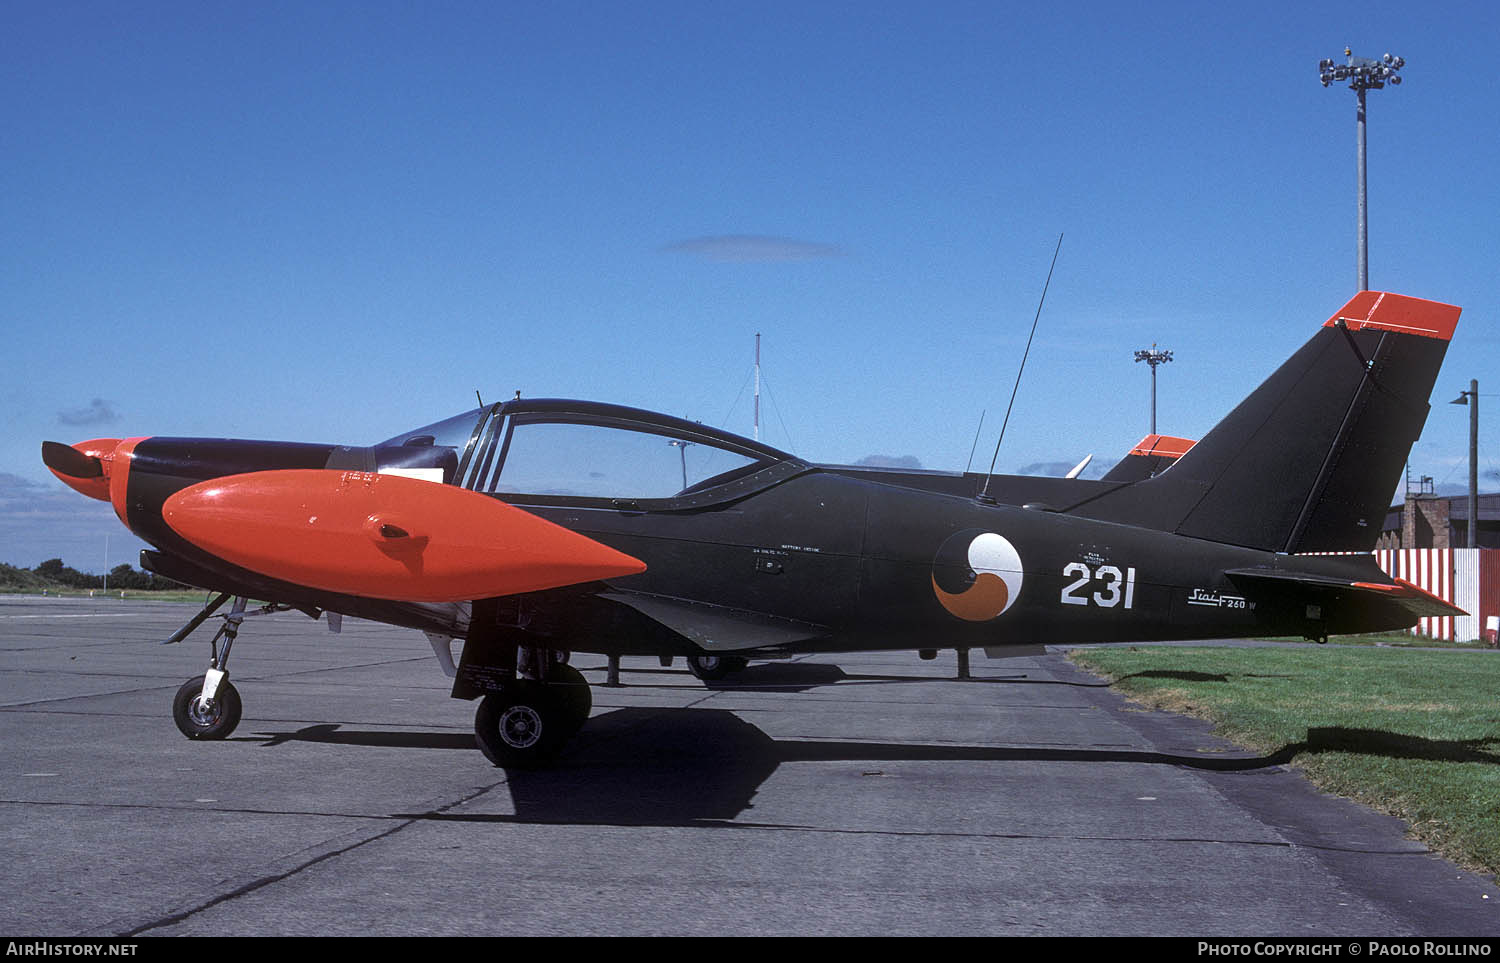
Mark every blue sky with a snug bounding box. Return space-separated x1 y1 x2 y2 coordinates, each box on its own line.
3 0 1497 569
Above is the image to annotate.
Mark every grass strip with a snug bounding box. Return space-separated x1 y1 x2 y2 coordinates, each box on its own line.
1069 644 1500 876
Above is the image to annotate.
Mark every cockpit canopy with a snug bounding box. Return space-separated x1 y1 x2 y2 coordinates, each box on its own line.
377 399 798 506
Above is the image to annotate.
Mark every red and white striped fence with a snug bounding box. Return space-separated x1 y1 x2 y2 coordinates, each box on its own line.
1372 548 1500 642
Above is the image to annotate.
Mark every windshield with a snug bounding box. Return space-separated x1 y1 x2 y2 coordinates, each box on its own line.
490 419 763 498
374 400 785 500
377 407 485 451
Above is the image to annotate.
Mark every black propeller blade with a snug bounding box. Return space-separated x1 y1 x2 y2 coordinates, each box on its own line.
41 441 103 479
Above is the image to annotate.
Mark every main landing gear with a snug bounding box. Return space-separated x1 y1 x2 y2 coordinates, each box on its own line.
472 660 593 768
457 597 611 768
685 653 748 682
165 594 291 740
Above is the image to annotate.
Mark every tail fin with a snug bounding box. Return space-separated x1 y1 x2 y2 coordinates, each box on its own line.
1077 292 1461 553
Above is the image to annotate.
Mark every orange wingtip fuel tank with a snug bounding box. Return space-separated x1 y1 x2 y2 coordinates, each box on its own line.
162 469 647 603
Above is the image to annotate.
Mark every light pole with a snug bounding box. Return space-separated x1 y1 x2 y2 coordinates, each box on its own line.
1134 346 1172 435
667 439 693 490
1450 380 1479 548
1320 48 1404 291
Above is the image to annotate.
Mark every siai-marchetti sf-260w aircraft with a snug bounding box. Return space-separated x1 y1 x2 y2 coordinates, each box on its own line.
43 290 1464 767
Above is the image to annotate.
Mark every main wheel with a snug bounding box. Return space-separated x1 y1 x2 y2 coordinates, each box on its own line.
550 664 593 736
686 654 748 682
172 676 242 740
474 683 565 768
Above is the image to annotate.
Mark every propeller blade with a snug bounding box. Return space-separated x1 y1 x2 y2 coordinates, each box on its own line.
42 438 123 502
41 441 103 478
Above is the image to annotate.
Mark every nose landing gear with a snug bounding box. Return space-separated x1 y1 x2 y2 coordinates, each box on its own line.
168 594 250 740
165 594 293 740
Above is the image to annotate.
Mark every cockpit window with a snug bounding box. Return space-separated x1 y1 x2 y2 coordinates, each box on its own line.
372 407 489 487
375 402 785 501
377 407 485 452
491 420 764 499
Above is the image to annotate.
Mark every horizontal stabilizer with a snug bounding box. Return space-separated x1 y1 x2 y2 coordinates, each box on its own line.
1224 567 1466 618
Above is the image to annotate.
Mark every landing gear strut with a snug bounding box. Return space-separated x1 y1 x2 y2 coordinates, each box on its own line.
165 594 294 740
170 595 248 740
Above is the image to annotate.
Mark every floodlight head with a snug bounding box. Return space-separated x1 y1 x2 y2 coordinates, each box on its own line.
1319 48 1404 91
1451 393 1471 406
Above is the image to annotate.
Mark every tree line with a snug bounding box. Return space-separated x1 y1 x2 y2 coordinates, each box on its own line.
1 559 186 591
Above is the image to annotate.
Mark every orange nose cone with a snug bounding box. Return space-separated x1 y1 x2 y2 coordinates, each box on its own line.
107 438 147 524
75 438 123 462
42 438 122 501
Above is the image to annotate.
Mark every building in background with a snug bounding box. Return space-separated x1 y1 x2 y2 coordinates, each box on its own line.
1377 492 1500 550
1349 494 1500 643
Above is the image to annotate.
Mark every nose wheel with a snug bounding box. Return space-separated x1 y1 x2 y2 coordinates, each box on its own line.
172 674 242 739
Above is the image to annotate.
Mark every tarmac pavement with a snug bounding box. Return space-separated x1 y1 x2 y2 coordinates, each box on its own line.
2 594 1496 936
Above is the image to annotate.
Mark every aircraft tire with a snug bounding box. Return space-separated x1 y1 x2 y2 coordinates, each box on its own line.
686 654 748 682
172 677 243 740
474 683 565 768
551 664 593 735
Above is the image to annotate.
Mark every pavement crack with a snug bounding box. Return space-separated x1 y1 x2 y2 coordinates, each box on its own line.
111 783 501 937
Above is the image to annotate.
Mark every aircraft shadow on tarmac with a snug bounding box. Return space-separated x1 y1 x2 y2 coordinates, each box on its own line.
622 661 850 692
249 707 1497 829
609 661 1109 692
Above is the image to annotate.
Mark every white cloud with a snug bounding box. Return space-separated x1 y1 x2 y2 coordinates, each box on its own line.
662 235 844 263
57 398 121 427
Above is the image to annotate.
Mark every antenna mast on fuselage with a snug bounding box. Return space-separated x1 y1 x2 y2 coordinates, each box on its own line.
754 332 761 442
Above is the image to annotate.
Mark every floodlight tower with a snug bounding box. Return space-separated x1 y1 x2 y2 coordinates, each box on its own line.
1319 48 1405 290
1450 381 1480 548
1133 345 1173 435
